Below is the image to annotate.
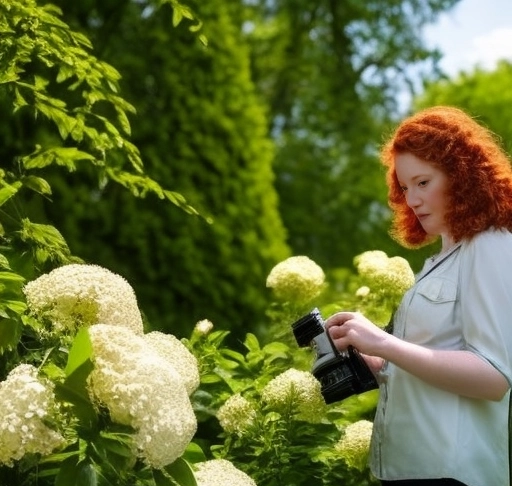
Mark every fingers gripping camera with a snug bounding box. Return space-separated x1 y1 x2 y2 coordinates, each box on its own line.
291 308 378 404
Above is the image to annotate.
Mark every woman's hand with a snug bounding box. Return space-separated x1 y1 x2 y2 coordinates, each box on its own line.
325 311 389 357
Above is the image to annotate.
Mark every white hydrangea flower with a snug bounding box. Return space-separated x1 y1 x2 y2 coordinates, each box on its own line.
354 251 415 297
335 420 373 471
217 394 257 436
23 264 143 335
355 286 371 298
88 324 197 468
194 319 214 336
0 364 64 466
143 331 200 395
266 256 325 303
261 368 326 422
194 459 257 486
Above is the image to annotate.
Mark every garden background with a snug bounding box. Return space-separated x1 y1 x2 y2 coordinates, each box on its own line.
1 0 512 485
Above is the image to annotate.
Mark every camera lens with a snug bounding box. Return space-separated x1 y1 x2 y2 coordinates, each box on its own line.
291 308 324 347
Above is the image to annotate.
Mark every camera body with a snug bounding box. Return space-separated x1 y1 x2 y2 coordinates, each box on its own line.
291 308 378 404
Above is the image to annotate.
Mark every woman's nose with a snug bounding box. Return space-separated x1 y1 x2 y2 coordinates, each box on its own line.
405 190 421 208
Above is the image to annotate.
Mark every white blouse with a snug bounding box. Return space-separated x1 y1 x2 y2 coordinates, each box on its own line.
370 229 512 486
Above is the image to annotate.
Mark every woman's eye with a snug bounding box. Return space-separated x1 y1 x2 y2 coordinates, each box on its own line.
419 180 428 187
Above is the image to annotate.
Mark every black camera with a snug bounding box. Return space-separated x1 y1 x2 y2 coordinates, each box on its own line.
291 308 378 404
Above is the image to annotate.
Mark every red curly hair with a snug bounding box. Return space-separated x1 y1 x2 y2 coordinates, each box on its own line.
381 106 512 248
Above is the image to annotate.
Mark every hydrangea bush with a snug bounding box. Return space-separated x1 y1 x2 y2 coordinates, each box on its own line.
0 247 413 486
187 251 414 486
0 263 208 485
191 320 380 486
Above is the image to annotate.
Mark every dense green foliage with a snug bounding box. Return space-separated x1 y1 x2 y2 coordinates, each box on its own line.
29 0 290 339
1 0 464 339
0 0 198 285
243 0 460 269
190 328 380 486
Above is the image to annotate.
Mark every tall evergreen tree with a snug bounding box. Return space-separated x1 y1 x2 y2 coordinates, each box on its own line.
44 0 289 338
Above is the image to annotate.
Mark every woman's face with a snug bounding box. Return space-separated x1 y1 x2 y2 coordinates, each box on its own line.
395 152 452 240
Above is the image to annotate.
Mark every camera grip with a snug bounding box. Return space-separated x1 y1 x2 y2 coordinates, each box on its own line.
347 346 378 393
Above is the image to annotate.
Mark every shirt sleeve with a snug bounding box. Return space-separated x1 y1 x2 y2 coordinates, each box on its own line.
459 230 512 385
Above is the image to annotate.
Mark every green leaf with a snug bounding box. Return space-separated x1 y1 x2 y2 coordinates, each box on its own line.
0 317 22 353
99 431 134 459
55 455 80 486
55 359 97 428
22 174 53 195
42 361 66 382
65 326 93 376
115 106 132 136
4 299 27 314
56 331 97 427
0 65 19 84
198 34 208 47
199 373 223 384
172 8 183 27
163 190 200 216
55 458 98 486
206 330 231 346
88 430 136 477
0 254 11 270
57 329 98 426
152 458 198 486
39 448 82 465
219 349 245 364
0 181 22 206
181 442 206 465
244 333 260 352
164 458 197 486
77 461 98 486
0 271 26 283
13 87 28 111
19 219 75 264
56 64 75 83
152 469 175 486
263 341 290 355
22 146 98 170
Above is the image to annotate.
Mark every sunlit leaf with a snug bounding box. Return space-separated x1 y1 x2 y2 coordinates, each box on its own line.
164 457 198 486
182 442 206 465
21 175 52 195
65 326 93 376
244 333 260 352
0 181 21 206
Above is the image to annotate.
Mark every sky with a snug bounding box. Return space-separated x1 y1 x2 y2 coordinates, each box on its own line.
423 0 512 77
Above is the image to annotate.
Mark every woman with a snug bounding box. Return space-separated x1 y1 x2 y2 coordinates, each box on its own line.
326 106 512 486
